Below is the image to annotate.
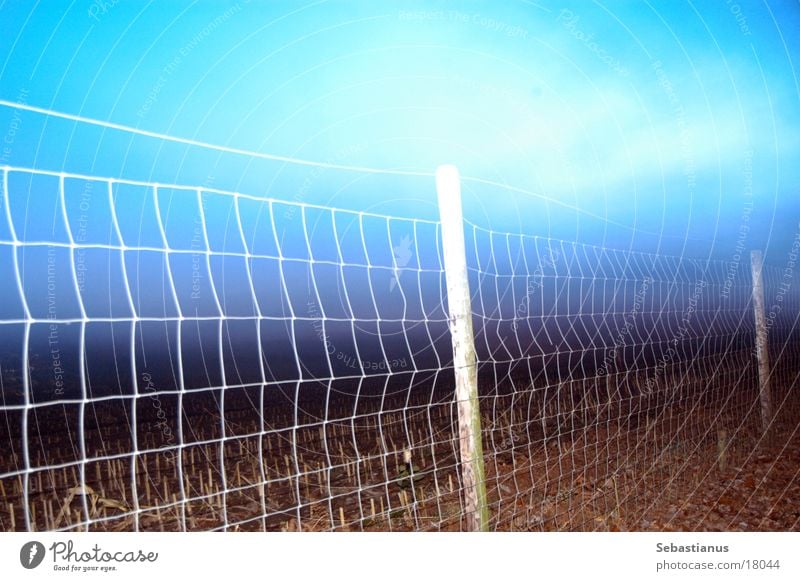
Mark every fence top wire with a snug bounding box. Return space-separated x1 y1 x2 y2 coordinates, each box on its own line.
0 99 713 243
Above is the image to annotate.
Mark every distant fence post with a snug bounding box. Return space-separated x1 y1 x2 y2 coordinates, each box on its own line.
750 250 772 433
436 165 489 532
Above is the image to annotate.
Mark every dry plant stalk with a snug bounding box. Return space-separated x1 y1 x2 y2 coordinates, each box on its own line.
53 484 130 529
717 428 728 472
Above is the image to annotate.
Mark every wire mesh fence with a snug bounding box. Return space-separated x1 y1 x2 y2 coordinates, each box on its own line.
0 165 797 532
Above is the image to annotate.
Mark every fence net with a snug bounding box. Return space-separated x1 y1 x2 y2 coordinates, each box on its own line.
467 223 799 530
0 165 797 532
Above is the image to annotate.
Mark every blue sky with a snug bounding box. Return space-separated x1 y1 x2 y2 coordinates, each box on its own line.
1 0 798 259
0 0 797 403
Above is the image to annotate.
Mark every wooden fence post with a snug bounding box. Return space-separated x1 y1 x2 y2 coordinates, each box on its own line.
750 250 772 433
436 165 489 531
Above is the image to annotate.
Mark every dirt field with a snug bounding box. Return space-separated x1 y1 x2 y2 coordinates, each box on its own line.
0 364 798 532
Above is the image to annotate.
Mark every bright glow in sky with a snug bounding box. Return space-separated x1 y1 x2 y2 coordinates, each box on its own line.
1 0 798 258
